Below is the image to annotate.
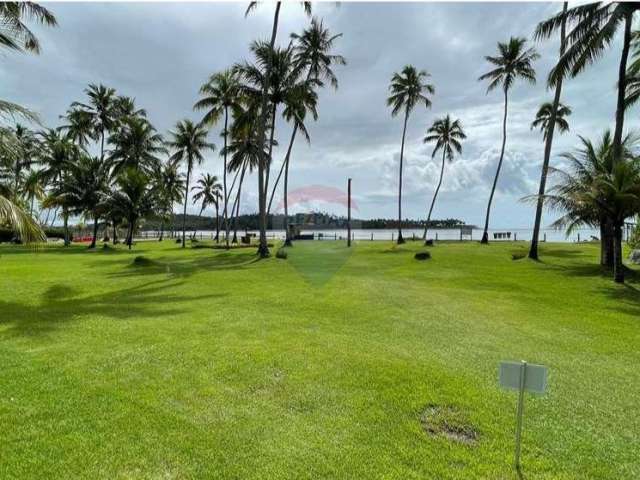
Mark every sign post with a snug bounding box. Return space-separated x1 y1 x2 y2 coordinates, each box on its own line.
347 178 352 247
499 360 548 470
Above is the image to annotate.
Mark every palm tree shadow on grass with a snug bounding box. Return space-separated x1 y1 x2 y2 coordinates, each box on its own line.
0 278 227 339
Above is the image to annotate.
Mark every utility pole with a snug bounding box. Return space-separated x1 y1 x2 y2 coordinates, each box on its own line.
347 178 352 247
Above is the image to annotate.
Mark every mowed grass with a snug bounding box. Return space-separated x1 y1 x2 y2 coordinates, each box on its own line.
0 239 638 479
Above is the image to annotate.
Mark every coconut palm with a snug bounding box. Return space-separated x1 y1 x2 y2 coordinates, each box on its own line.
23 169 44 216
0 2 56 54
192 173 222 241
168 119 215 248
531 102 571 141
53 155 110 248
60 107 94 148
0 194 45 243
150 160 184 242
535 2 640 167
109 168 155 250
11 123 38 197
244 0 312 258
39 129 79 245
71 84 118 163
266 18 344 246
194 69 242 247
539 131 640 283
422 115 466 242
387 65 435 244
478 37 538 244
109 116 166 177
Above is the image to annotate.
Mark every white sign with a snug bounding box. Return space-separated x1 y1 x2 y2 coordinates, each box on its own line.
500 361 548 394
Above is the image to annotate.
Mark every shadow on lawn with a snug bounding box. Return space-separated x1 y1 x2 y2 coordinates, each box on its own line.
0 277 227 338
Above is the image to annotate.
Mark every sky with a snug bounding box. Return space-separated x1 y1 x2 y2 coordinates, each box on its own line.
3 1 630 228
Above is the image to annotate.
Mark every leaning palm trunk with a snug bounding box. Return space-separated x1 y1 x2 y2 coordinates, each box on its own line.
600 218 614 267
159 218 164 242
481 89 509 244
63 208 70 247
529 2 568 260
231 163 247 244
267 124 298 245
422 148 447 242
223 107 230 248
397 110 409 244
609 13 633 280
255 2 281 258
181 160 192 248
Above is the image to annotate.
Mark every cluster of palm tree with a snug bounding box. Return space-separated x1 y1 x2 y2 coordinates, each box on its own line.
194 6 344 254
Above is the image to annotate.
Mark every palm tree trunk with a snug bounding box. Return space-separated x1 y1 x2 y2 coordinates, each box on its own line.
223 106 230 248
215 203 220 242
255 1 281 258
609 12 633 281
601 219 614 267
159 218 164 242
113 220 118 244
63 208 69 247
397 110 409 244
613 222 624 283
100 129 105 163
481 89 509 244
423 148 447 243
232 162 247 244
127 220 134 250
181 160 192 248
90 216 98 248
30 196 34 216
529 1 567 260
267 123 298 217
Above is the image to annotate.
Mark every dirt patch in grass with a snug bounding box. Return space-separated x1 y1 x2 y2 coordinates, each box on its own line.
420 404 479 445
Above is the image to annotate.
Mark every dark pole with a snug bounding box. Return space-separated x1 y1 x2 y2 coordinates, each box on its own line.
347 178 352 247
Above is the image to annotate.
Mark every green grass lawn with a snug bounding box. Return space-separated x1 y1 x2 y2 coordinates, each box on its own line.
1 239 638 479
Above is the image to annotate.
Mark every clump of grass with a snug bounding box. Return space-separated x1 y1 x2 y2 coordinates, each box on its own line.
276 247 288 259
131 255 156 267
420 404 479 445
415 251 431 261
512 252 526 261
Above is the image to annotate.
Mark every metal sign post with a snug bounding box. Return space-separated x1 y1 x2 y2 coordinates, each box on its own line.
499 360 548 470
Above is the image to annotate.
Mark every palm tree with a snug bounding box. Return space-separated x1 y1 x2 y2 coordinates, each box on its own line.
192 173 222 241
53 155 110 248
267 18 344 246
195 69 242 248
12 123 37 198
72 84 118 163
60 107 94 148
245 0 312 258
422 115 466 242
109 167 155 249
150 160 184 242
0 2 57 54
39 129 79 245
530 102 571 141
0 193 45 243
539 131 640 283
23 169 44 216
478 37 538 244
109 116 166 177
536 2 640 168
168 119 215 248
387 65 435 244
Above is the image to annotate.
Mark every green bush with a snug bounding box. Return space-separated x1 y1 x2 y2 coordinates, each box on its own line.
414 251 431 261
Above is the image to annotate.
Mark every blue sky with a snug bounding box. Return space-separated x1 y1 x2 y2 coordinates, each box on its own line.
4 2 629 228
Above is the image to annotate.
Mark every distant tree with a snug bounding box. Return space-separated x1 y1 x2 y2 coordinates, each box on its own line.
72 84 118 163
478 37 538 244
109 167 155 249
422 115 466 242
168 119 215 248
109 116 166 177
531 102 571 141
192 173 222 241
195 69 242 248
150 160 184 242
387 65 434 244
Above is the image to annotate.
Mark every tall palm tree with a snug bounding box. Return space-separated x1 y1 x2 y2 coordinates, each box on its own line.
478 37 538 244
244 0 312 258
168 119 215 248
267 18 344 246
150 160 184 242
12 123 37 198
39 129 79 246
422 115 466 242
72 84 118 163
387 65 435 244
529 2 569 261
109 167 154 250
192 173 222 241
539 131 640 283
23 169 44 216
530 101 571 141
194 69 242 248
60 107 94 148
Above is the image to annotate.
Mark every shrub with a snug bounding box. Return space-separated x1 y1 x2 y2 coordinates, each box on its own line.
276 247 288 259
414 251 431 261
131 255 155 267
511 252 526 261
